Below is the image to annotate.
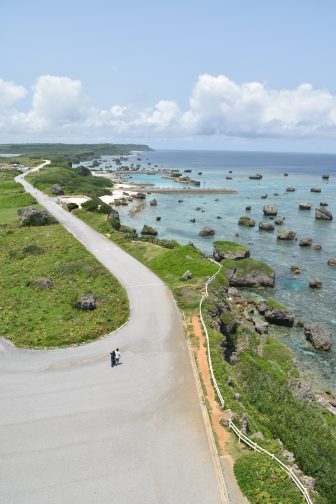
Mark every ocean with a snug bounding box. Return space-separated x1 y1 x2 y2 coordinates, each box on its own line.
102 150 336 392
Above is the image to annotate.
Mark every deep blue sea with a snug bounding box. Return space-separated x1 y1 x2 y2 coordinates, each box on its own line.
102 150 336 392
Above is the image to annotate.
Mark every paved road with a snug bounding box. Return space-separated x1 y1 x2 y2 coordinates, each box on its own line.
0 170 224 503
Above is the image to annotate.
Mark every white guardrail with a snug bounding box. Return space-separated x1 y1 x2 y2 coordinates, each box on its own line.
199 259 314 504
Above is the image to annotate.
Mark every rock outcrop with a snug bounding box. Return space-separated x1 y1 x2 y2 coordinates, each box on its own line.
299 202 312 210
107 208 121 230
264 308 295 327
309 278 322 288
51 184 64 195
263 204 278 216
141 224 158 236
310 187 321 193
315 208 333 220
259 221 275 231
327 258 336 266
277 230 296 240
238 216 255 227
199 226 215 237
32 277 54 290
150 198 158 206
213 241 250 261
18 207 58 227
182 270 192 281
77 293 96 310
228 258 275 287
299 237 313 247
304 324 332 350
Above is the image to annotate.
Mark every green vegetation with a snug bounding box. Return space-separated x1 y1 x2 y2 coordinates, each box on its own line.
213 240 249 253
0 171 129 347
0 170 38 225
26 163 113 197
234 453 305 504
221 257 274 277
0 142 152 164
81 197 112 214
267 298 288 311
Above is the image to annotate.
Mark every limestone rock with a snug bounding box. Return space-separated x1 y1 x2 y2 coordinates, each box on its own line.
51 184 64 195
277 230 296 240
259 221 275 231
150 198 157 206
228 287 239 297
315 207 333 220
18 207 58 227
107 208 120 230
304 324 332 350
286 187 296 192
199 226 215 237
32 277 53 290
275 217 284 225
299 237 313 247
290 265 301 274
264 308 295 327
309 278 322 288
213 241 250 261
181 270 192 281
299 202 312 210
263 204 278 216
310 187 321 193
320 201 328 206
141 224 158 236
134 192 146 199
76 293 96 310
238 216 255 227
327 258 336 266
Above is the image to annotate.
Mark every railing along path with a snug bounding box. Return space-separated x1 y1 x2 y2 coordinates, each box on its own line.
199 259 314 504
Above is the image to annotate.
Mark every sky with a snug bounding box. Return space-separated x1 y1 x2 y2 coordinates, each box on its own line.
1 0 336 152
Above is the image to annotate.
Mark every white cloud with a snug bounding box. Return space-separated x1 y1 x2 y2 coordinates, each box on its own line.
0 79 26 108
183 74 336 138
26 75 90 131
2 73 336 142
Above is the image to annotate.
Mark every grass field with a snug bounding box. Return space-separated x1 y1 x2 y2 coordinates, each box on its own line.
0 170 129 347
26 163 114 198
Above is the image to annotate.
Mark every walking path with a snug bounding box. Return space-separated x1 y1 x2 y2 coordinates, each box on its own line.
0 163 226 503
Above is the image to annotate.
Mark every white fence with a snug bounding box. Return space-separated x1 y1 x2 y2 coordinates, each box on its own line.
199 260 314 504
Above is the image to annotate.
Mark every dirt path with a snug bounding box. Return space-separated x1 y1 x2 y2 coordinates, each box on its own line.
191 315 249 504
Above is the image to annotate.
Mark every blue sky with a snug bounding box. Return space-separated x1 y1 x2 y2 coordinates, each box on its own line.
1 0 336 151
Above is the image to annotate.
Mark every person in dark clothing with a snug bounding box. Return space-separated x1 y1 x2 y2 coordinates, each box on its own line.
110 350 116 367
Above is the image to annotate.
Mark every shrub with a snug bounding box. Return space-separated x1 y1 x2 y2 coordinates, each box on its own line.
81 198 112 214
234 453 305 504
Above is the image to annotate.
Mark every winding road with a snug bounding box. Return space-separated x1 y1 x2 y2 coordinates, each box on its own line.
0 164 225 503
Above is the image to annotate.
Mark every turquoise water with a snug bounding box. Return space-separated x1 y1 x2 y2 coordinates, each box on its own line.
104 150 336 392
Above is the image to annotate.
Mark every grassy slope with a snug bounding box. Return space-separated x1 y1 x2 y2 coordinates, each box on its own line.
213 240 249 253
26 163 114 197
0 171 129 347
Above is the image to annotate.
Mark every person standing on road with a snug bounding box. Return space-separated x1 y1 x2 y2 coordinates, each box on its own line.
110 350 116 367
115 348 121 366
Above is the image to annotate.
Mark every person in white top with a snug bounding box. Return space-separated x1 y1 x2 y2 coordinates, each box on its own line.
115 348 121 366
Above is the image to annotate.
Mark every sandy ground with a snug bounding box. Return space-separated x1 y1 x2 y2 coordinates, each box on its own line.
191 315 249 504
